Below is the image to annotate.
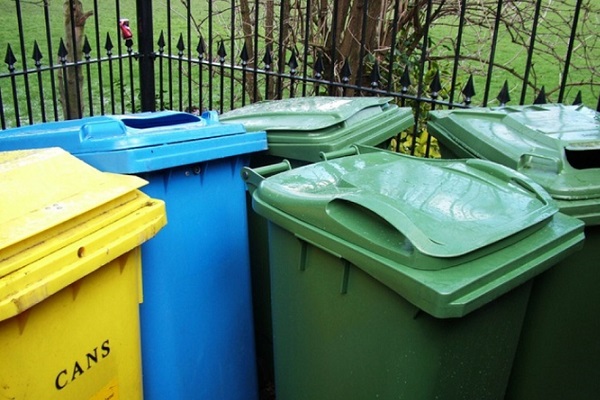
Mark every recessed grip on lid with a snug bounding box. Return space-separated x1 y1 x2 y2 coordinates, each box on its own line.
327 192 449 257
464 158 553 206
79 111 215 141
119 110 216 129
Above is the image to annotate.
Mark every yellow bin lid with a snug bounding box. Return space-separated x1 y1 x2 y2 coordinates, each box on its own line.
0 147 167 321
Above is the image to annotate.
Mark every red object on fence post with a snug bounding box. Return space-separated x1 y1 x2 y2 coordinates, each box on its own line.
119 18 133 40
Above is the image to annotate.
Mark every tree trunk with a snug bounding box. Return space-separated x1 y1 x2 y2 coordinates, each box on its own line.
239 0 258 101
265 0 276 99
58 0 93 120
338 0 386 90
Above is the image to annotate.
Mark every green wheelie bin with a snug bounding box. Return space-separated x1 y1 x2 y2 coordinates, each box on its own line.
221 96 414 165
242 145 584 400
427 104 600 399
221 96 414 387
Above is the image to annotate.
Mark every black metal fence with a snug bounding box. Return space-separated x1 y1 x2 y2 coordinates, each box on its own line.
1 1 599 148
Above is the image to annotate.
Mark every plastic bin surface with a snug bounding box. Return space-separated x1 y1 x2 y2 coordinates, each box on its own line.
221 96 414 161
427 104 600 223
224 96 414 389
427 104 600 399
245 146 584 317
0 112 267 400
0 148 166 399
0 110 267 173
243 146 584 399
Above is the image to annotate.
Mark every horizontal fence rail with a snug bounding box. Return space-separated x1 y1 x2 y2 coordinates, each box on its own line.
1 0 599 155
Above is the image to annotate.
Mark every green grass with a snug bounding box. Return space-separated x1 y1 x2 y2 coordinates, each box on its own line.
0 0 597 128
428 0 599 108
0 0 280 127
0 0 139 126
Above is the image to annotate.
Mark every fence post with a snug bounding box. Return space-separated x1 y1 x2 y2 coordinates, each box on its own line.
136 0 155 112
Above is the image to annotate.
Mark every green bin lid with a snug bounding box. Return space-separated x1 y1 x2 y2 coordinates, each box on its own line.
221 96 414 161
428 104 600 224
246 147 584 317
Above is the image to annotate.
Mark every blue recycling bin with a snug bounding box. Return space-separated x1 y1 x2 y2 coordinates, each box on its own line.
0 111 267 400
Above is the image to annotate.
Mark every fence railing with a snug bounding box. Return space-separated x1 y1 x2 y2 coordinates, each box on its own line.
1 0 599 154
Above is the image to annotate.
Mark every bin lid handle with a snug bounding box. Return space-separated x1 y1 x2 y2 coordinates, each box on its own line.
241 160 292 194
516 152 563 174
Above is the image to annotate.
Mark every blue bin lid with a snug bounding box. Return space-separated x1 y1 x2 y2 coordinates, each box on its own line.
0 111 267 173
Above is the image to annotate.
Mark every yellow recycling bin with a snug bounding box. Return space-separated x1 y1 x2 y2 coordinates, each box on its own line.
0 148 166 399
